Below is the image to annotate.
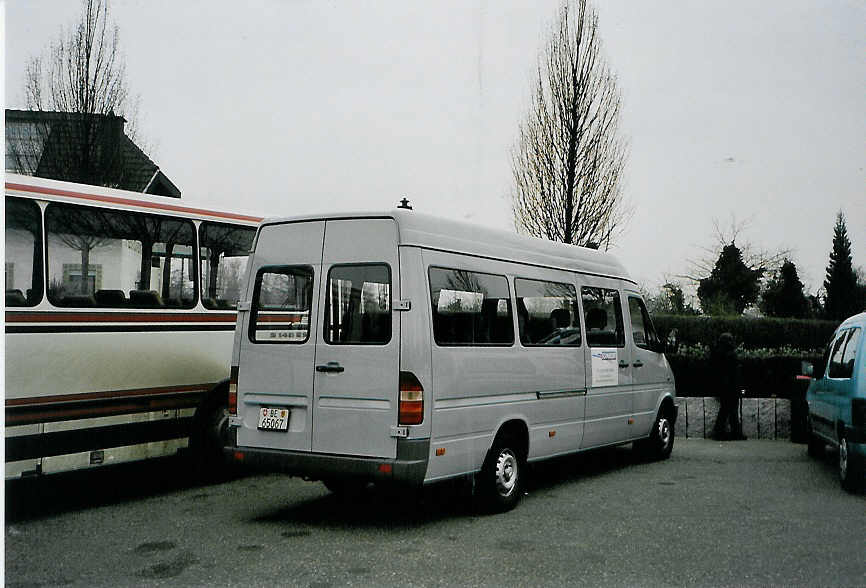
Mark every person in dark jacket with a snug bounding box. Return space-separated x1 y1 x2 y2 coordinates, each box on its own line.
710 332 746 440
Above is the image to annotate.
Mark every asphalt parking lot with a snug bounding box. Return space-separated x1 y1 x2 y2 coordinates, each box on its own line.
5 438 865 587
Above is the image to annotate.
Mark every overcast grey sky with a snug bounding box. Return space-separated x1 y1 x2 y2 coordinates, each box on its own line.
5 0 864 296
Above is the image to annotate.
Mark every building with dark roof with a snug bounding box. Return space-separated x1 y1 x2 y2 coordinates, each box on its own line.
5 109 180 198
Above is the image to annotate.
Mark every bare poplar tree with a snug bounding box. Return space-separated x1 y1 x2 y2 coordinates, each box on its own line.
8 0 145 187
511 0 629 249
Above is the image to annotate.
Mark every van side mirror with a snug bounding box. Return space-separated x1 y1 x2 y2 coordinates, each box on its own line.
801 361 814 378
664 328 679 354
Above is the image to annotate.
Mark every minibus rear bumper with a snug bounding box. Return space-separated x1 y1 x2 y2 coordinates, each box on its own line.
224 438 429 486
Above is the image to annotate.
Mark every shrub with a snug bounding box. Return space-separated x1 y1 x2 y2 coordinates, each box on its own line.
653 314 838 351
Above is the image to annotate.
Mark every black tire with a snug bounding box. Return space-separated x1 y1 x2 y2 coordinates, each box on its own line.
644 409 675 461
477 436 524 513
806 421 824 458
322 478 369 497
838 434 863 493
189 390 232 480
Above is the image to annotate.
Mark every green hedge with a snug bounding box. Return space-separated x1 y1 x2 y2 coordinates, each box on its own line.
668 353 821 399
653 314 838 351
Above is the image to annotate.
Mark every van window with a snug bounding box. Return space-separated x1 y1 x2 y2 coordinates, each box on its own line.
324 264 391 345
515 278 580 346
429 267 513 346
581 287 625 347
5 196 43 307
829 328 860 379
249 266 314 343
628 296 660 351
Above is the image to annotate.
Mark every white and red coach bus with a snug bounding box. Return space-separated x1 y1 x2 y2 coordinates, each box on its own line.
4 174 262 478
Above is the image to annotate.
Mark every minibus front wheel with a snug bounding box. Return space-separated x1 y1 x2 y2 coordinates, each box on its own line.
640 407 675 461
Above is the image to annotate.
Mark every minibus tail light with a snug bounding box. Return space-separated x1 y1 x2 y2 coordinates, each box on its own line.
399 371 423 425
228 366 239 415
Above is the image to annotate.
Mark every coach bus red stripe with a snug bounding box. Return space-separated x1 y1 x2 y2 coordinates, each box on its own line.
6 383 216 407
5 311 239 323
5 182 263 224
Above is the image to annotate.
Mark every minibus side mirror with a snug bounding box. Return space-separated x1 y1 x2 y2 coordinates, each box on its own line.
663 328 679 354
801 361 814 378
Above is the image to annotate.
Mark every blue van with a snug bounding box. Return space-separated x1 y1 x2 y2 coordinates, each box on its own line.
805 312 865 491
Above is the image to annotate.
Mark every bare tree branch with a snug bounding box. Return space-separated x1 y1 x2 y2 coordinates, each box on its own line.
511 0 630 250
9 0 146 188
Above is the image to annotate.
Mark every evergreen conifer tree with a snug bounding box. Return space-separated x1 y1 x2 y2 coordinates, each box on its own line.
697 242 763 315
823 212 859 320
760 259 809 318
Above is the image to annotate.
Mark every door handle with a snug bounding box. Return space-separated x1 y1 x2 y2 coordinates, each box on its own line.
618 360 630 369
633 360 644 368
316 361 345 373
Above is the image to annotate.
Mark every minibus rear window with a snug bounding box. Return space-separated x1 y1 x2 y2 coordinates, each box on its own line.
249 266 314 344
324 264 391 345
429 267 513 346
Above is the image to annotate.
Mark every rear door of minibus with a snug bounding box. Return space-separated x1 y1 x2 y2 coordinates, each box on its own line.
236 218 400 459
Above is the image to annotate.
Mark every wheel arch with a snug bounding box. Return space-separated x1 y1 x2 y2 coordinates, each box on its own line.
492 418 530 460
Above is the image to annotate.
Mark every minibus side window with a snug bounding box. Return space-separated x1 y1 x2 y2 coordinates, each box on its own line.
323 264 391 345
249 266 314 344
581 287 625 348
514 278 581 346
429 267 513 346
628 296 660 351
5 197 43 307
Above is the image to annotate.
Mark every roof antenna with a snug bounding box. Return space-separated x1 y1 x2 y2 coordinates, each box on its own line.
397 197 413 210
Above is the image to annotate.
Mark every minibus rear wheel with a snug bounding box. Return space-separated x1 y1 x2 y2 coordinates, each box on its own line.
477 436 525 512
322 478 370 498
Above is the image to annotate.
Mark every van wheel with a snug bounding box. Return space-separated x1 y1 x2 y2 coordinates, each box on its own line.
477 437 524 512
644 409 674 461
838 435 863 492
806 421 824 458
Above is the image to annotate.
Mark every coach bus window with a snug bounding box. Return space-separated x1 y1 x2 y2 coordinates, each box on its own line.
429 268 513 346
581 287 625 347
628 296 660 351
200 222 256 309
515 278 581 346
45 203 196 308
5 197 43 307
250 266 313 343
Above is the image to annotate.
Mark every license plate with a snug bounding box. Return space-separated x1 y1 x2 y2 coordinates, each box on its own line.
258 407 290 431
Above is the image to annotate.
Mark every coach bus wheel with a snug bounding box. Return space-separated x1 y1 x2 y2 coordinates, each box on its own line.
478 437 524 512
190 394 231 479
